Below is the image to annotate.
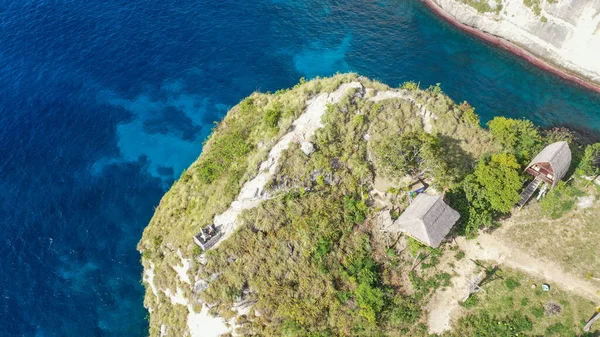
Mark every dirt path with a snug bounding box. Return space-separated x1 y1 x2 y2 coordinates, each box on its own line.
460 233 600 301
427 233 600 334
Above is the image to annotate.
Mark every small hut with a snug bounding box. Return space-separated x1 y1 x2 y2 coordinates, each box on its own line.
193 224 223 251
388 194 460 248
525 141 572 188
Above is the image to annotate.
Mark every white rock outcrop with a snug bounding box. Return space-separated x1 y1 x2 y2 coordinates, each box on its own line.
431 0 600 85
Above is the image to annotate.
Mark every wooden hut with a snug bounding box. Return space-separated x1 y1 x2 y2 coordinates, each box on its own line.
525 141 572 188
388 194 460 248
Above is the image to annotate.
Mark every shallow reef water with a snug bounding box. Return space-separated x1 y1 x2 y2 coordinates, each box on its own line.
1 0 600 336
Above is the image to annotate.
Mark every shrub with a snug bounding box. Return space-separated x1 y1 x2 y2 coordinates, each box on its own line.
487 117 542 164
197 131 252 183
472 153 523 213
579 143 600 176
504 277 521 290
458 101 480 126
531 306 544 318
372 131 445 180
540 181 584 219
461 294 479 308
264 102 283 129
400 81 419 90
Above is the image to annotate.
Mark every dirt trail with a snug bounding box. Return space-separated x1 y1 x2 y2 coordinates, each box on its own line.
459 233 600 301
428 233 600 334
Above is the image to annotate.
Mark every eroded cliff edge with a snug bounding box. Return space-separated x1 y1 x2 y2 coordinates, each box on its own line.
427 0 600 87
137 74 499 336
137 74 598 337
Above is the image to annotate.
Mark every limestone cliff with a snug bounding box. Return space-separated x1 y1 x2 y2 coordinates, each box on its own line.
137 75 501 336
429 0 600 86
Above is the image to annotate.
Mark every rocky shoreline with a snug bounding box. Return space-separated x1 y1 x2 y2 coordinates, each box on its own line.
421 0 600 94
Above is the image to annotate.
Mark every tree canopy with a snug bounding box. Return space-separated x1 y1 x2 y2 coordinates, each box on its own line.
373 131 447 181
487 117 542 164
473 153 523 213
579 143 600 176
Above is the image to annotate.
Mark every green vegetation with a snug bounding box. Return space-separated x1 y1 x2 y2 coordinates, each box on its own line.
523 0 542 16
487 117 542 165
499 174 600 278
579 143 600 176
472 152 522 213
138 75 597 336
372 131 446 182
457 0 504 14
450 269 596 336
540 181 585 219
523 0 559 17
504 277 521 290
449 152 522 237
459 0 493 13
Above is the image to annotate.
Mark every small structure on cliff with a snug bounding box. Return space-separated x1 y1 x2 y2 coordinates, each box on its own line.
387 194 460 248
525 141 572 188
193 224 223 251
518 141 572 208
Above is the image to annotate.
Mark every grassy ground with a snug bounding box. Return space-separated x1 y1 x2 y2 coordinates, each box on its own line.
499 177 600 280
454 267 598 336
137 74 598 336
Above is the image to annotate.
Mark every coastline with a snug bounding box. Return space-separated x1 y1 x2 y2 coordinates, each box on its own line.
421 0 600 95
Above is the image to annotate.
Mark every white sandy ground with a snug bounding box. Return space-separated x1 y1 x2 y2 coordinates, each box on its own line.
211 81 363 249
187 307 230 337
427 233 600 334
172 249 192 285
144 263 159 299
143 246 230 336
577 196 595 209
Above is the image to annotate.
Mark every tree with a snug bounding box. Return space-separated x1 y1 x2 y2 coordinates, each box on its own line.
487 117 542 164
579 143 600 176
473 153 522 213
373 131 446 181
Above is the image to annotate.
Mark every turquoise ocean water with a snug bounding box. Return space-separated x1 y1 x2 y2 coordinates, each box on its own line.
0 0 599 336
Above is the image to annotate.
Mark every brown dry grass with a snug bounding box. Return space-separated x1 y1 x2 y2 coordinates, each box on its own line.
497 178 600 280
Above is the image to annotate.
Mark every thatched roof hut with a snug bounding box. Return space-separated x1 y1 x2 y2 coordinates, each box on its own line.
525 141 571 188
388 194 460 248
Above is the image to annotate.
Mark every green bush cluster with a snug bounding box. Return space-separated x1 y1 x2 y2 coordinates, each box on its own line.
523 0 542 15
578 143 600 176
459 0 494 13
540 181 584 219
372 131 446 181
449 152 522 237
487 117 542 165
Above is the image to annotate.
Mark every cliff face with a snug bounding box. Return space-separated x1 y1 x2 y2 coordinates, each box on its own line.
431 0 600 85
138 75 502 336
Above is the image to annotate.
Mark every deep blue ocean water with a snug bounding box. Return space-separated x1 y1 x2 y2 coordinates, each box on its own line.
1 0 599 336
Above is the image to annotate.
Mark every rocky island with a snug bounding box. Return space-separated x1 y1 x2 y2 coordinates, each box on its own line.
138 74 600 336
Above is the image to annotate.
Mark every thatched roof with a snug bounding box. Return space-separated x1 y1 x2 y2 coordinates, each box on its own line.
526 141 572 188
388 194 460 248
